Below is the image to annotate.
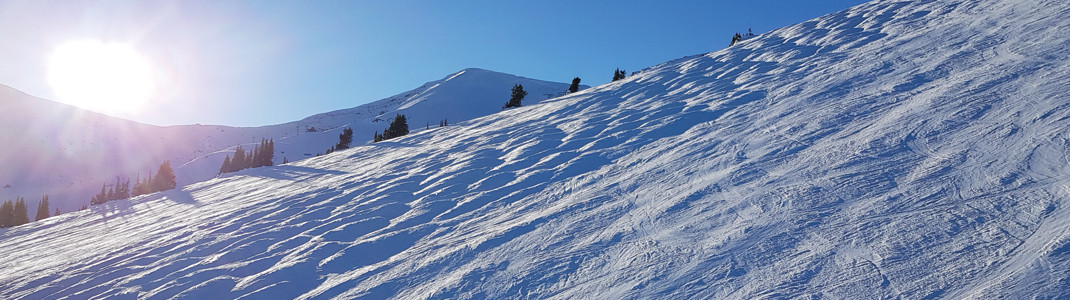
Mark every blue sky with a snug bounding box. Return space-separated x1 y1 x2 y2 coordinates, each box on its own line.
0 0 869 127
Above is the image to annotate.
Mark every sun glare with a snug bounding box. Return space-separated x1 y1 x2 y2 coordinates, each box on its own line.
47 41 154 114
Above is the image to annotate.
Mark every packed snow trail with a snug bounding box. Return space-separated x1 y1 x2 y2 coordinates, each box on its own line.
3 0 1070 298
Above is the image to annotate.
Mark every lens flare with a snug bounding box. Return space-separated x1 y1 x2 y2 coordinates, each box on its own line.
47 40 154 114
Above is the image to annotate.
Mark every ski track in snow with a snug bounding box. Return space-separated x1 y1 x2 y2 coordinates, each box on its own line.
4 0 1070 298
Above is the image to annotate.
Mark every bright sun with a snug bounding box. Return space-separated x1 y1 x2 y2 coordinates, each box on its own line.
47 41 154 113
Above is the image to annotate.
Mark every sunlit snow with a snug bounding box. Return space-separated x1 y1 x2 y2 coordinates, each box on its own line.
3 0 1070 298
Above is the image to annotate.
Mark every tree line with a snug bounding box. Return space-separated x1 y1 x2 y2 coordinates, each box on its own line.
373 114 410 143
730 28 756 46
1 197 30 227
326 129 353 154
91 161 177 205
2 160 178 228
1 195 60 228
220 138 275 174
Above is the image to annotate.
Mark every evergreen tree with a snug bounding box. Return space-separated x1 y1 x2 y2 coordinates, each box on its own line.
260 140 269 165
133 172 151 196
398 115 409 136
35 195 50 221
232 146 246 172
569 77 581 93
124 179 131 197
53 207 60 217
107 184 116 202
0 200 13 227
12 197 29 226
265 139 275 166
147 171 154 192
502 84 527 109
335 128 354 151
251 138 274 167
373 131 383 143
382 114 410 140
114 177 130 200
133 173 142 196
220 155 232 174
612 68 627 81
91 184 107 205
252 142 262 168
244 148 254 169
154 161 177 192
730 32 742 46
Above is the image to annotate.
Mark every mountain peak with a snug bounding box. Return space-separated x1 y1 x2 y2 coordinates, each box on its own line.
439 67 528 83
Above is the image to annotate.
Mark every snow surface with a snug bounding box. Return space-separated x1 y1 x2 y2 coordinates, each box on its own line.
0 68 575 213
4 0 1070 298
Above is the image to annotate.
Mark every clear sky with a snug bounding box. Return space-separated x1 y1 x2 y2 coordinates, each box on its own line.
0 0 869 127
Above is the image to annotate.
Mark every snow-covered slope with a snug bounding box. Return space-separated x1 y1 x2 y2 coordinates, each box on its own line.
175 68 579 189
0 69 574 213
4 0 1070 298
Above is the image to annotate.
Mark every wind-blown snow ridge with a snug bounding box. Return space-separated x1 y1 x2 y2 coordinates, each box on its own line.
4 0 1070 298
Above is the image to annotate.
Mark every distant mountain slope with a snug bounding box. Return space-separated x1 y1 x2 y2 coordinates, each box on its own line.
174 68 579 189
4 0 1070 298
0 86 207 212
0 69 576 213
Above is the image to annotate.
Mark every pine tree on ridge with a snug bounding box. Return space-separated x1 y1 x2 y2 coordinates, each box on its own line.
612 69 627 81
0 200 13 227
569 77 581 93
12 197 29 226
381 114 410 141
154 161 177 192
502 84 527 110
35 195 50 221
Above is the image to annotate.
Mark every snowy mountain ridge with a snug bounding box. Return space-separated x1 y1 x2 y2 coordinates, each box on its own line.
4 0 1070 298
0 68 575 213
